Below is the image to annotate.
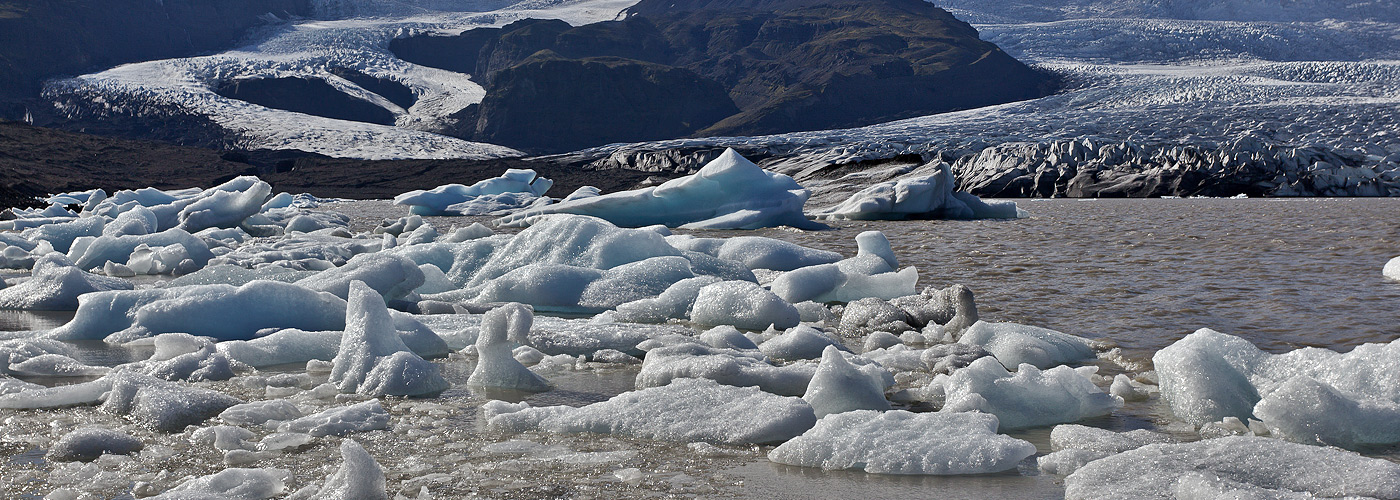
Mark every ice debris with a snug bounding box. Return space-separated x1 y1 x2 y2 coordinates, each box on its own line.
289 439 388 500
149 467 289 500
958 321 1096 369
768 410 1036 474
1037 424 1173 475
802 345 890 418
1153 328 1400 448
276 400 390 437
0 254 132 310
102 372 245 432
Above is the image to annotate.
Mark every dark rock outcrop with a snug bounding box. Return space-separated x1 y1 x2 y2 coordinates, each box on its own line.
450 54 739 153
214 77 397 126
393 0 1057 153
0 0 312 116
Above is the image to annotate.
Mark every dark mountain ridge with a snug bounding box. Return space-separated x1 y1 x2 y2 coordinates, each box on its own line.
394 0 1059 153
0 0 313 120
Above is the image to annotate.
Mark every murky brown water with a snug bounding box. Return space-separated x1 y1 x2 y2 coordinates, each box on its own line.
696 197 1400 365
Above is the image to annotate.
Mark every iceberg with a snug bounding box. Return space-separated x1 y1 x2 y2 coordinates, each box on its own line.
329 281 449 397
1037 424 1173 475
934 357 1121 429
101 372 244 432
292 439 388 500
149 467 288 500
526 378 818 445
768 410 1036 475
1064 436 1400 500
0 254 133 310
496 149 824 230
469 303 550 392
1153 328 1400 446
46 427 145 462
51 280 348 342
394 169 553 216
635 343 815 396
690 280 801 331
814 162 1025 220
958 321 1096 369
1386 255 1400 280
802 346 890 418
276 400 390 437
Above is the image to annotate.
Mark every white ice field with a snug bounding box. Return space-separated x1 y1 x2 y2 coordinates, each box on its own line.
0 149 1399 498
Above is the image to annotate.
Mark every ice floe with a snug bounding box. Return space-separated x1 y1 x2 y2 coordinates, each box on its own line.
1154 328 1400 447
802 346 890 418
932 357 1121 429
330 281 449 397
1064 436 1400 500
46 428 145 462
495 378 818 445
468 303 551 393
394 169 553 216
958 321 1097 369
768 410 1036 474
496 149 823 230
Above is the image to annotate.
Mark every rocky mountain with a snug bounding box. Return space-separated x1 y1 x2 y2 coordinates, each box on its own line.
0 0 313 119
393 0 1058 153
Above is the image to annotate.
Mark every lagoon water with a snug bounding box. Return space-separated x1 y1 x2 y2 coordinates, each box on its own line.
3 197 1398 498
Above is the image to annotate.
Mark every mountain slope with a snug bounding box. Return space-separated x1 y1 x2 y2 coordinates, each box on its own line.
393 0 1058 153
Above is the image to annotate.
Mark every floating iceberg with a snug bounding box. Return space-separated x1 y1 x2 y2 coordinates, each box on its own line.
636 343 815 396
1386 256 1400 280
330 281 449 397
149 467 288 500
690 280 801 331
276 400 390 437
1064 436 1400 500
1037 424 1173 475
46 427 144 462
958 321 1096 369
0 254 133 310
517 378 818 445
496 149 824 230
101 372 244 432
933 357 1121 429
1153 328 1400 448
802 346 890 418
292 439 388 500
394 169 553 216
813 162 1025 220
469 303 551 392
768 410 1036 475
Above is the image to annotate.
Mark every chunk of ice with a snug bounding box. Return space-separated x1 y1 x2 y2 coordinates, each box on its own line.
768 410 1036 474
496 149 822 230
540 378 817 444
1064 436 1400 500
